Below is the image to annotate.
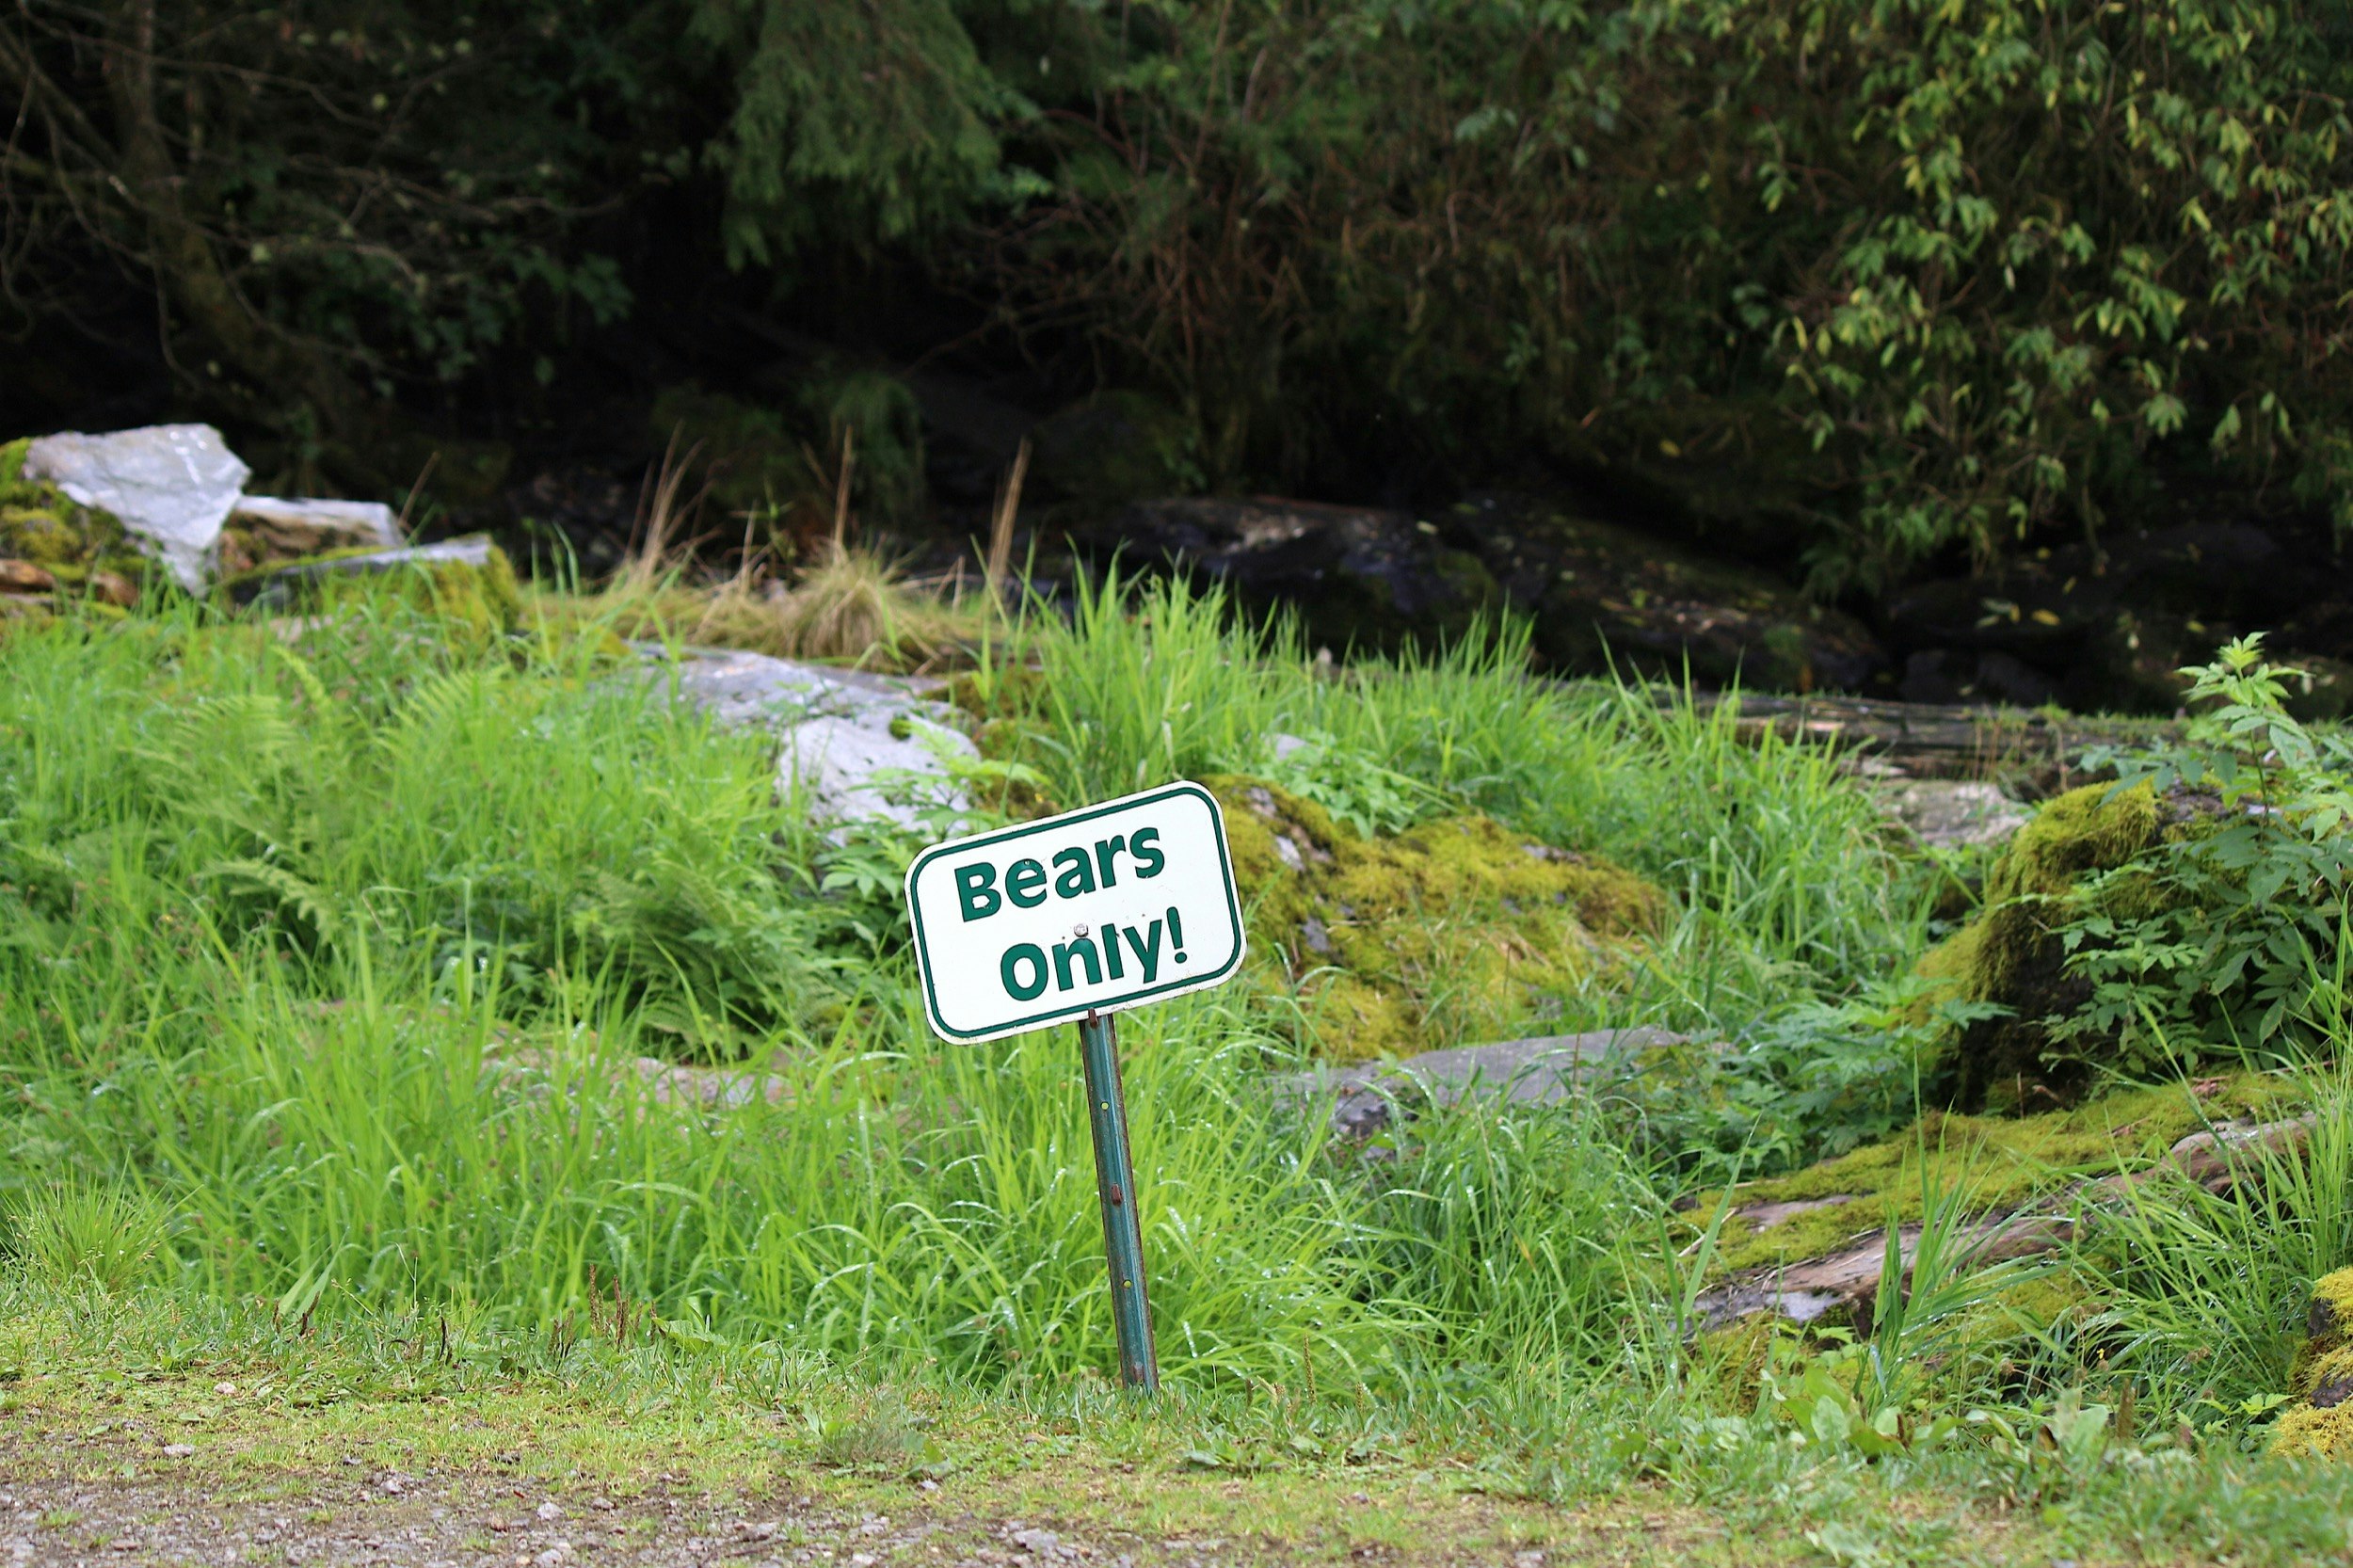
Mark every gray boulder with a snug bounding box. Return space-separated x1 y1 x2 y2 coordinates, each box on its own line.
1288 1026 1705 1139
22 424 249 591
1872 778 2031 851
660 648 977 830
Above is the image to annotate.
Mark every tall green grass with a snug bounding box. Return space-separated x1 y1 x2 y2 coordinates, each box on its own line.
11 568 2349 1456
0 604 842 1042
0 589 1685 1384
1002 572 1929 1035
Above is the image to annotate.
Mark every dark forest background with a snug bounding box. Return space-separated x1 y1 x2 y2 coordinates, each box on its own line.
8 0 2353 690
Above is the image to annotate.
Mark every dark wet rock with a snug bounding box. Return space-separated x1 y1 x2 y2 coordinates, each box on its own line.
1085 490 1885 688
506 464 636 573
1974 650 2060 708
1439 492 1884 691
2273 652 2353 724
1881 520 2346 714
1282 1026 1705 1139
1897 648 2063 708
1080 495 1504 655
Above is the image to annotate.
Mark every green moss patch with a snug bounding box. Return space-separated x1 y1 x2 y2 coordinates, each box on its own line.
0 437 152 596
2273 1267 2353 1460
1913 781 2230 1109
1708 1075 2288 1273
1206 775 1665 1062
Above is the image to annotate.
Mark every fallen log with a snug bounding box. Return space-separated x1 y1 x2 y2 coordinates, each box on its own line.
1682 692 2180 795
1693 1112 2316 1330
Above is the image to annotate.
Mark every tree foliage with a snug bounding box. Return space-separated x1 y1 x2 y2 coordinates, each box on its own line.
688 0 1020 265
1 1 675 462
8 0 2353 582
976 0 2353 583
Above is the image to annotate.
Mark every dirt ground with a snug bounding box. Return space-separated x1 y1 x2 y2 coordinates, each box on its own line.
0 1411 1633 1568
0 1462 1169 1568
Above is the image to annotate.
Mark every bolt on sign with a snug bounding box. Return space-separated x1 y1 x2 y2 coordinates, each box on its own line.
904 781 1247 1392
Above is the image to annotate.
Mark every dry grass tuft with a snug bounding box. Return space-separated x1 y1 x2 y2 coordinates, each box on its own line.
588 427 999 672
689 547 989 671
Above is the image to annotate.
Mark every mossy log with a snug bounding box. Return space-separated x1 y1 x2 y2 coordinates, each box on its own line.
1694 1096 2315 1327
1685 691 2181 795
1694 1098 2314 1332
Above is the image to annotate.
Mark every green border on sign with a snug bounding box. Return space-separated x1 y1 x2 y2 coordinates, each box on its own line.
904 780 1248 1042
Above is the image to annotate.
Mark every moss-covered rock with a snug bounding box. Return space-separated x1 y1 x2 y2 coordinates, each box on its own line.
1705 1077 2286 1275
2270 1269 2353 1460
0 437 154 597
226 540 526 645
1207 776 1665 1061
1912 780 2229 1109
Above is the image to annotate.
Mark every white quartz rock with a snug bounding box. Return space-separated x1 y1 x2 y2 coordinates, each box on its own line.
22 424 250 591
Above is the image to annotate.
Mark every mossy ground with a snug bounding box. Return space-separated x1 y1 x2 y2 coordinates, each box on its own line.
1706 1075 2291 1273
1205 776 1665 1063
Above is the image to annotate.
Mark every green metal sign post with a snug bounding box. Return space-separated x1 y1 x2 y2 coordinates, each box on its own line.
1078 1010 1158 1392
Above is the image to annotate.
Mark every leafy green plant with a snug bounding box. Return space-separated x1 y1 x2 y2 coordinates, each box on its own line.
1756 1337 1960 1462
2063 634 2353 1061
1212 727 1450 840
1965 1389 2120 1506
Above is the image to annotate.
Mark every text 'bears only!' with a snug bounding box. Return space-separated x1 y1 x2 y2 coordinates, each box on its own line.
902 783 1245 1043
954 829 1185 998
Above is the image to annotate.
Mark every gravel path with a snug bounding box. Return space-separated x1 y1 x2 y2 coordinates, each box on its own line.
0 1468 1155 1568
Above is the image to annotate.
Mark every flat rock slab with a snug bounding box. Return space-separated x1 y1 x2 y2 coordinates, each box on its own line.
1872 778 2033 850
659 648 977 829
234 536 499 608
1287 1026 1702 1138
23 424 249 591
227 494 402 554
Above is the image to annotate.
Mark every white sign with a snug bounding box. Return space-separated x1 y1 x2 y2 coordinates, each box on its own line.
904 781 1247 1042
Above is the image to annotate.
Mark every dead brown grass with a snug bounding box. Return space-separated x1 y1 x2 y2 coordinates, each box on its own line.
584 427 1001 672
